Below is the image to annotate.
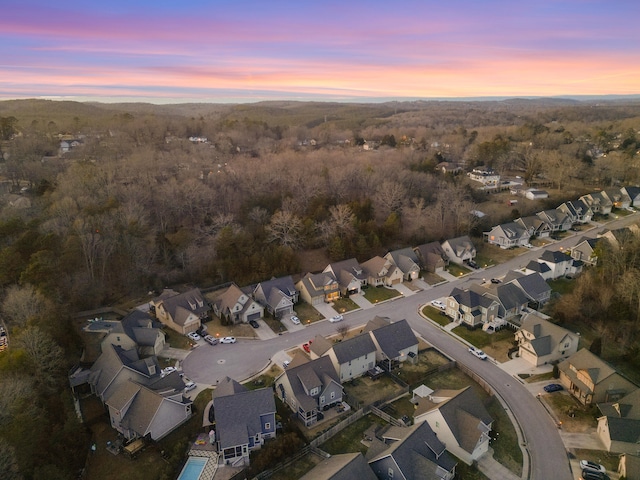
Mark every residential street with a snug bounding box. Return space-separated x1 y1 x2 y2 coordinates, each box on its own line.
182 213 639 480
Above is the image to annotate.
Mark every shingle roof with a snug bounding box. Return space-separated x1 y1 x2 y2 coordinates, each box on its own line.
368 422 457 478
213 376 247 402
540 250 571 264
604 416 640 443
283 356 341 411
215 387 276 450
558 348 617 390
332 334 377 364
449 287 497 310
508 271 551 300
366 318 417 359
157 288 208 325
300 453 377 480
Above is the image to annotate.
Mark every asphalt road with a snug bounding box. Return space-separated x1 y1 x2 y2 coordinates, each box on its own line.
182 212 638 480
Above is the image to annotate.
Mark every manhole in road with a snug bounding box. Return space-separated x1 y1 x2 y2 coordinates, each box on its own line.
217 359 226 365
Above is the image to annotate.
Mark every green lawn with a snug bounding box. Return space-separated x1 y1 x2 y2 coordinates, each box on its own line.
294 303 325 323
547 278 577 295
362 286 402 303
447 263 471 277
452 325 514 348
320 414 387 455
332 297 359 313
485 396 523 476
421 305 451 326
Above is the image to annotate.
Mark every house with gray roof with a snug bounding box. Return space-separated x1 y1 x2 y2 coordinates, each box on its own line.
323 332 377 382
603 188 631 209
597 389 640 454
536 209 572 232
361 256 403 286
538 250 582 279
504 270 552 306
324 258 367 295
579 191 613 215
598 224 640 250
366 422 457 480
515 215 551 238
520 259 553 280
469 282 529 322
364 317 418 370
445 287 499 328
105 378 192 442
557 199 593 224
441 236 476 265
617 453 640 480
621 186 640 208
384 248 421 281
558 349 638 405
253 275 298 319
413 242 448 273
300 453 377 480
484 222 531 248
150 288 209 335
296 272 340 306
571 237 600 265
515 314 579 366
275 356 343 427
212 377 276 466
413 387 493 465
212 283 264 324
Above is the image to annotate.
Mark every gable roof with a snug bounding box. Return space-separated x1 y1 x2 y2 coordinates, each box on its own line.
558 348 617 388
255 275 297 299
493 222 529 240
436 387 493 454
539 250 572 264
365 318 417 359
283 356 341 411
522 260 552 275
414 242 446 267
449 287 497 310
519 314 575 356
367 422 457 478
443 236 475 257
602 416 640 443
299 272 339 297
300 453 377 480
213 376 247 402
507 271 551 300
156 288 208 325
215 387 276 449
332 333 377 364
598 389 640 420
326 258 366 284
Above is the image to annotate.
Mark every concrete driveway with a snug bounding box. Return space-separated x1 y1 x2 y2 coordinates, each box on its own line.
251 319 279 340
349 293 374 309
314 302 340 319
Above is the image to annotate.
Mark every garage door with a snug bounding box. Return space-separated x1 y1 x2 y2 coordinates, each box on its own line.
247 312 261 322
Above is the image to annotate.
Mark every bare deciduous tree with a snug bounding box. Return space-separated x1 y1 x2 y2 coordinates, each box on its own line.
266 211 304 249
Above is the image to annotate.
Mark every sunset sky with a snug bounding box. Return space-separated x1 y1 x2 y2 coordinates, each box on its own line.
2 0 639 103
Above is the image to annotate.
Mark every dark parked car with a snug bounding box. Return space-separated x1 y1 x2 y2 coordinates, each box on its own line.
490 278 501 284
580 470 609 480
249 320 260 328
466 260 479 269
544 383 564 393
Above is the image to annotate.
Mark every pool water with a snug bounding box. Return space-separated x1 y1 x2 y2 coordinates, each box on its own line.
177 456 208 480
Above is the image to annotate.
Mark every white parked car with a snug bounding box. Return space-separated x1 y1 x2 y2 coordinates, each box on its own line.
290 315 301 325
184 381 196 392
161 366 176 377
579 460 606 474
329 314 344 323
430 299 446 310
187 332 201 342
220 336 236 344
468 346 488 360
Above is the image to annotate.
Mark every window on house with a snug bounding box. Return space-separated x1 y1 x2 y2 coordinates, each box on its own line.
330 391 335 399
320 396 325 404
265 422 270 430
388 467 394 478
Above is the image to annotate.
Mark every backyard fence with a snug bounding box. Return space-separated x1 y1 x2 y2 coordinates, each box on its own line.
309 409 365 447
252 444 329 480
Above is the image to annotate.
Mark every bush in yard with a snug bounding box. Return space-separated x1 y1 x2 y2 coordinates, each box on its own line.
246 431 305 476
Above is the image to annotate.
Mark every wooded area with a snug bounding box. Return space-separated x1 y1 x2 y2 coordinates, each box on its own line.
1 97 640 479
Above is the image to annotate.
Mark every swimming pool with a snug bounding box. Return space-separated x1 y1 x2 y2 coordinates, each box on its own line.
177 456 208 480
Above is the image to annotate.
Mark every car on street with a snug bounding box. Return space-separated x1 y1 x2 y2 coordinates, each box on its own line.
220 336 236 344
430 299 446 310
290 315 301 325
468 346 488 360
204 335 218 345
184 381 197 392
544 383 564 393
186 332 201 342
249 319 260 328
329 314 344 323
580 460 606 474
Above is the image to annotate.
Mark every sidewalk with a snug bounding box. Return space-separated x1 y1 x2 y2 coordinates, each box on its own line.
477 448 522 480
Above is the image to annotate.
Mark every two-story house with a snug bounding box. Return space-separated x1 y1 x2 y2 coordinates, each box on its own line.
469 282 529 323
536 209 573 233
213 283 264 324
538 250 582 279
364 317 419 371
360 256 403 287
468 166 500 188
558 349 638 405
384 248 421 281
503 271 552 306
275 356 343 427
366 422 457 480
253 275 298 319
515 314 579 366
213 377 276 466
323 333 377 382
413 387 493 465
150 288 209 335
571 237 600 266
445 287 500 328
597 389 640 454
484 222 532 248
557 199 593 224
579 191 613 215
414 242 448 273
515 215 551 238
296 272 340 306
441 236 476 265
323 258 367 295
